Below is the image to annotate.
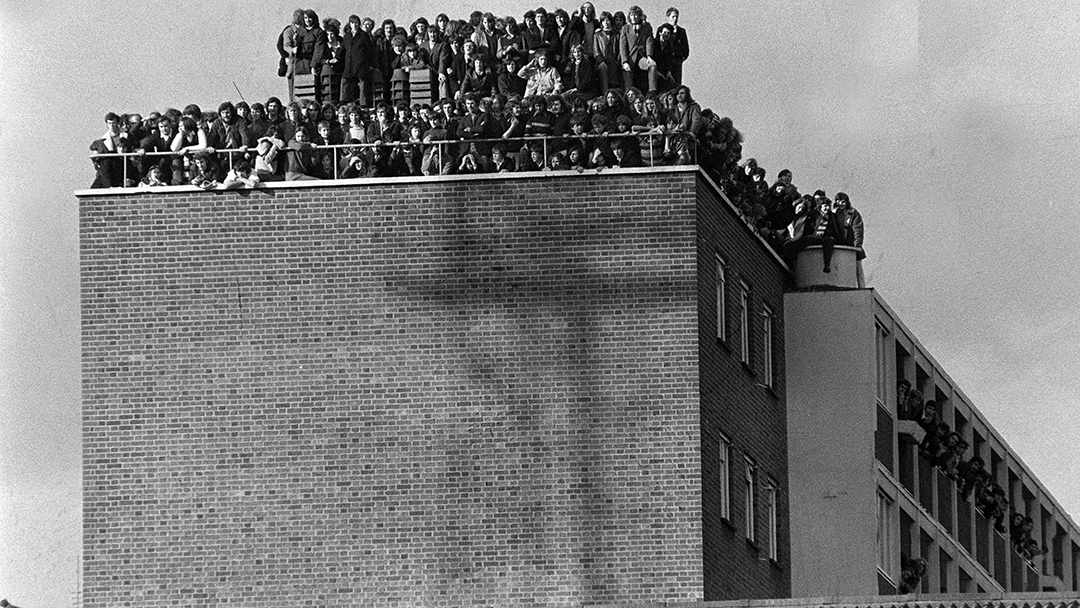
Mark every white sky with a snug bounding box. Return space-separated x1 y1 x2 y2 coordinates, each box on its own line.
2 0 1079 606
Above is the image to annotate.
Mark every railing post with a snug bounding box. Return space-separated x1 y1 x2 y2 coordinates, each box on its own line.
648 132 654 167
122 152 128 186
543 136 548 168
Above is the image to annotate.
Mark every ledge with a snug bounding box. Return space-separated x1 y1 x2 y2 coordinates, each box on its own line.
73 164 700 198
896 420 926 444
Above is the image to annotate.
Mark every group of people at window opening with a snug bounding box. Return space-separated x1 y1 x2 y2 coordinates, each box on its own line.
277 4 690 108
720 161 865 274
896 380 1047 574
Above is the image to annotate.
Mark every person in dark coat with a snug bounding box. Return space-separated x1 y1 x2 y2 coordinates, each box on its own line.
427 29 454 102
652 24 680 93
292 10 328 102
562 43 598 98
618 6 656 92
340 15 373 105
664 7 690 86
89 112 136 188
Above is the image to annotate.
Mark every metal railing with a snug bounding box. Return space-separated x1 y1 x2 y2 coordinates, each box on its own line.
87 131 699 188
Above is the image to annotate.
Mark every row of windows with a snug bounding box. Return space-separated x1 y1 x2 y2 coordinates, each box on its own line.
718 432 779 562
715 254 775 388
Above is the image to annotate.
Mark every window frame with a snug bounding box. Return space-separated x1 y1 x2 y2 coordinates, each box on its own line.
718 433 731 521
744 457 757 543
715 254 727 342
877 488 896 580
739 281 751 365
765 478 779 562
875 322 890 408
761 304 774 387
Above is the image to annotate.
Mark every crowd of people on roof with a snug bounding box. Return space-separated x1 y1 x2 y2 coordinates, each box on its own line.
719 161 865 270
86 4 864 265
896 381 1048 571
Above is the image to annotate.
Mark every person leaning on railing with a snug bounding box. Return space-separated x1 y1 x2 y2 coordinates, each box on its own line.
89 112 136 188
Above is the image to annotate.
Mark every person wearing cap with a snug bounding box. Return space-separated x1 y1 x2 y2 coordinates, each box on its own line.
618 5 656 93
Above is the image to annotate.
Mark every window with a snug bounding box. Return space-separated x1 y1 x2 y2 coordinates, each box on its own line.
765 479 779 561
877 489 896 578
875 322 889 407
739 282 751 365
715 254 727 341
718 433 731 521
761 305 774 387
744 458 757 542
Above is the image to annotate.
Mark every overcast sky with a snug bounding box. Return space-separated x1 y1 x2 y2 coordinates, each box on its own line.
2 0 1079 606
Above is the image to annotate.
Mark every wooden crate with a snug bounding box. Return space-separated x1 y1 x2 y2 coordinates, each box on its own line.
293 73 318 101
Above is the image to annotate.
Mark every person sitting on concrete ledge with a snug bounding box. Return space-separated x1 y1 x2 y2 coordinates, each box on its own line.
831 191 865 259
782 195 836 273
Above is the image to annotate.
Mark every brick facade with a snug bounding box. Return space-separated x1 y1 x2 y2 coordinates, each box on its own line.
79 169 789 606
695 176 792 600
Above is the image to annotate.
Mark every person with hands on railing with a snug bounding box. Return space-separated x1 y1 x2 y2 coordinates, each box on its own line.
89 112 136 188
222 159 260 189
421 111 456 175
208 102 252 162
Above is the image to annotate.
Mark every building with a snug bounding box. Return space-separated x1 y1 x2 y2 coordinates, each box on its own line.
77 167 791 607
78 163 1079 606
785 256 1080 598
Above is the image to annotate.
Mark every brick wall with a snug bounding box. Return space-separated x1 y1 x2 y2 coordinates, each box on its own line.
695 177 792 599
80 171 712 607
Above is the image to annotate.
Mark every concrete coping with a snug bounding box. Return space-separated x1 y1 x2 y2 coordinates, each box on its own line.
73 164 699 198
